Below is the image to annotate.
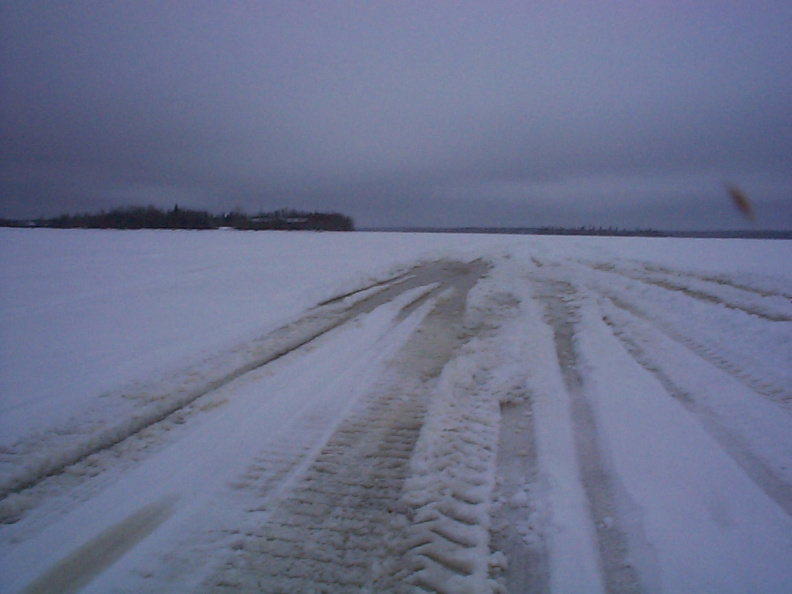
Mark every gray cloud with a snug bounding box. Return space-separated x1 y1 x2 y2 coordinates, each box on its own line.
2 1 791 229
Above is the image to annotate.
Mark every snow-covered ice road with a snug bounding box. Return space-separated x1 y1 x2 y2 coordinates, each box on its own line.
2 238 792 592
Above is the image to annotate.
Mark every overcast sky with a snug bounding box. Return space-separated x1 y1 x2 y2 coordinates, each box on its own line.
2 1 791 229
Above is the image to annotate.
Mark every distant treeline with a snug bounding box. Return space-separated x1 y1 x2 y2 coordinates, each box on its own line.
368 226 792 239
2 205 355 231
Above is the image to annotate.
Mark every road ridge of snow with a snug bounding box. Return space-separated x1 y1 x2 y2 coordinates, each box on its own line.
391 335 503 592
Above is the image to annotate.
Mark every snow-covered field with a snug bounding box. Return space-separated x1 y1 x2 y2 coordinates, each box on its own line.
1 228 791 592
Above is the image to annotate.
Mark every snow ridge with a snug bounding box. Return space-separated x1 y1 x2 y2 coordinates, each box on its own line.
392 338 502 592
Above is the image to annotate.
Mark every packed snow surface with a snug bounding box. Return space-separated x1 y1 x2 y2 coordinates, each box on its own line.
1 228 791 592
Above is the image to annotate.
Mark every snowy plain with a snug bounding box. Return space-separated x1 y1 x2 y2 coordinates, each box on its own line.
1 228 791 592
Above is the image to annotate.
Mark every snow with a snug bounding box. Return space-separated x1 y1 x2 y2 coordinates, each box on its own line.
0 229 474 446
1 228 791 592
577 307 792 592
517 284 606 593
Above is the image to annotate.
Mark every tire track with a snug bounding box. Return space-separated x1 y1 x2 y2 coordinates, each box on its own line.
382 287 530 594
0 261 470 512
534 278 642 593
489 394 550 593
386 362 500 594
600 301 792 518
641 263 792 301
637 276 792 322
586 261 792 321
602 291 792 408
21 496 177 594
208 382 427 592
579 260 792 405
316 269 414 306
201 260 488 592
4 262 484 592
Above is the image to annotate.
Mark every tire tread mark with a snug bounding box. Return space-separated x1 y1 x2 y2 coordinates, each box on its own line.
604 292 792 407
601 303 792 518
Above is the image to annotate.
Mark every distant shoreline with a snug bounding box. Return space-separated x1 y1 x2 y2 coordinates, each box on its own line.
361 227 792 240
0 205 354 232
2 221 790 239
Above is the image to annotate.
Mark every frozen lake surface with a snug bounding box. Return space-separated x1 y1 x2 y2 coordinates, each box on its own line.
1 228 791 592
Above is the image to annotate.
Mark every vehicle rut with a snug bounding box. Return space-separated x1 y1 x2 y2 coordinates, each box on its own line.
534 277 642 593
202 260 489 592
489 395 549 592
585 261 792 323
602 291 792 409
0 261 477 518
601 302 792 518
